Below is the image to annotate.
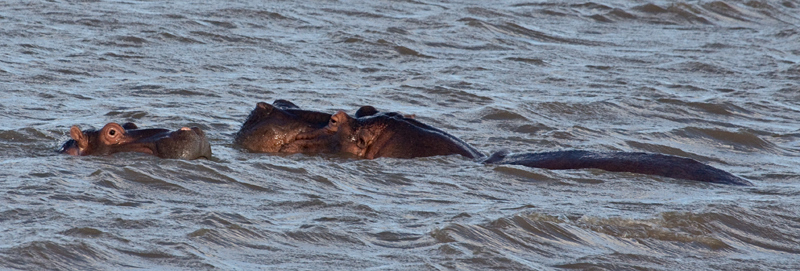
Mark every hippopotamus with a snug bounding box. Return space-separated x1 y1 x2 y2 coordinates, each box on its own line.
60 122 212 160
234 99 338 154
287 106 752 186
307 107 484 159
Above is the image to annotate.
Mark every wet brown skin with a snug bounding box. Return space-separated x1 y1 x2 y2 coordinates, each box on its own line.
294 108 751 186
301 107 483 159
60 122 212 160
233 100 338 154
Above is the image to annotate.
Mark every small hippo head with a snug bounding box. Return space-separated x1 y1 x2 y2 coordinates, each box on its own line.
60 122 212 160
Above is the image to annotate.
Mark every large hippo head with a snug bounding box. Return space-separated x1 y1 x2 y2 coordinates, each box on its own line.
295 106 483 159
234 99 338 154
60 122 212 159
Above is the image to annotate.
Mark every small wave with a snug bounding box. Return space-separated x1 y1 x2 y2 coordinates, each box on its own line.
285 225 366 246
188 31 263 44
156 32 204 44
479 107 530 121
216 8 291 21
572 1 800 26
672 126 777 152
459 18 607 46
0 241 110 271
99 167 193 193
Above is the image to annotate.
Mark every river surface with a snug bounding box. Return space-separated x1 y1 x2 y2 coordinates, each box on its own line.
2 0 800 270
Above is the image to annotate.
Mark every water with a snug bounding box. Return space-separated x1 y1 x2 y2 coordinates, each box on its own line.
2 0 800 270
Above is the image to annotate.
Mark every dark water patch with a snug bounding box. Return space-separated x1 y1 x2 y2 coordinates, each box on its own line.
75 18 116 27
109 218 159 230
61 227 132 244
673 127 776 152
198 211 256 227
701 1 756 23
511 123 556 136
274 199 379 218
0 208 63 224
61 227 105 238
419 85 493 105
189 31 260 44
188 226 277 251
661 208 800 254
101 51 146 59
285 225 366 246
625 141 720 162
114 248 175 259
535 101 625 122
322 8 386 19
216 8 291 21
256 161 309 175
466 7 512 19
631 3 713 25
555 252 670 270
199 20 236 29
424 41 511 51
103 110 148 119
491 213 582 244
775 64 800 80
116 35 149 46
662 61 738 75
460 18 607 46
493 165 559 183
0 128 55 143
657 98 751 116
506 57 546 65
369 231 429 248
201 64 234 72
0 241 110 271
479 107 530 121
112 246 214 269
197 163 273 192
578 215 734 252
393 45 432 58
156 32 204 44
113 167 193 193
432 221 558 262
129 86 221 97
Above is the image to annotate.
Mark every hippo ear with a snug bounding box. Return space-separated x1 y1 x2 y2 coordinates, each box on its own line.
355 106 378 118
272 99 299 109
69 126 88 149
256 102 274 113
122 122 138 130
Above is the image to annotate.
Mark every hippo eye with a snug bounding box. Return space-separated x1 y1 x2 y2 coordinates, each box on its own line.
109 129 116 136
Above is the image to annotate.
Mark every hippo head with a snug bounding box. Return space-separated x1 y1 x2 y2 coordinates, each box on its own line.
296 106 482 159
60 122 212 160
234 99 339 153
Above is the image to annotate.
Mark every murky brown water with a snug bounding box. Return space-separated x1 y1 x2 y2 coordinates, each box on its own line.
2 0 800 270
